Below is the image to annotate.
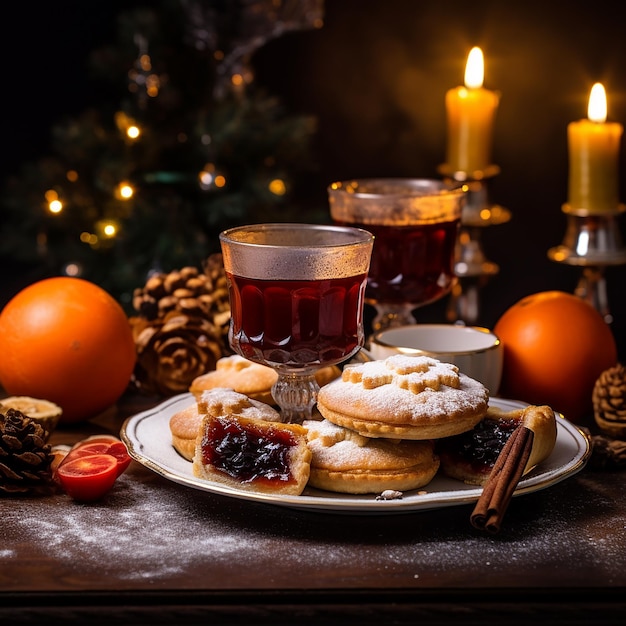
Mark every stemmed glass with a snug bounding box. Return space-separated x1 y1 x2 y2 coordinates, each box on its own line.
328 178 466 333
219 223 374 423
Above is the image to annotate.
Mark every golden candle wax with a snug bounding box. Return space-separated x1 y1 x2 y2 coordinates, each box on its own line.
567 83 623 214
445 47 500 175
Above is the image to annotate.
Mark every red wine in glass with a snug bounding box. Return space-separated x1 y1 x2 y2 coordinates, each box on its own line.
226 273 368 368
335 219 460 307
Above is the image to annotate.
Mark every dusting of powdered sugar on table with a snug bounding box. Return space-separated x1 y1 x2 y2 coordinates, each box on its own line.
2 463 625 586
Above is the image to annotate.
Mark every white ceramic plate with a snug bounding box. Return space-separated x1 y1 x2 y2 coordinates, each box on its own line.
121 394 591 514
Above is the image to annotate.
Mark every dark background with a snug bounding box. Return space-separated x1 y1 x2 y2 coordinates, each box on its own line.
1 0 626 357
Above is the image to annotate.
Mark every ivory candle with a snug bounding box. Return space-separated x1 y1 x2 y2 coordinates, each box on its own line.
567 83 623 214
445 47 500 175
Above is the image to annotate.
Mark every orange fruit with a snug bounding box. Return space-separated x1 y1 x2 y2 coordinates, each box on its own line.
0 277 137 423
494 290 617 423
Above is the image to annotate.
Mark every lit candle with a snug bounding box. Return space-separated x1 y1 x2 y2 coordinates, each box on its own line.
567 83 623 214
445 47 500 175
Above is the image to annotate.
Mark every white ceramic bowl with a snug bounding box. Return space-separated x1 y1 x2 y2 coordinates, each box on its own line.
369 324 503 394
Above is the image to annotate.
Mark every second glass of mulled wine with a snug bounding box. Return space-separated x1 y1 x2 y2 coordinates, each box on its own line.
328 178 466 333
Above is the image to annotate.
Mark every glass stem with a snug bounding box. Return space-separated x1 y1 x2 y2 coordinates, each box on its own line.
371 303 417 333
272 372 320 424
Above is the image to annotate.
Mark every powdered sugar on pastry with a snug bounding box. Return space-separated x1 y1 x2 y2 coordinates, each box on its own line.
344 356 460 392
197 387 283 422
305 416 371 448
316 355 488 440
303 418 440 494
341 355 461 392
190 355 278 404
305 419 432 471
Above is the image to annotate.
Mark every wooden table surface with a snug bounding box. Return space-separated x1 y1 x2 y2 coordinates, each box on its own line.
2 391 625 626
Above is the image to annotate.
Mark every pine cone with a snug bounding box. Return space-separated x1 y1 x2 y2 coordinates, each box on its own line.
0 408 56 496
589 434 626 469
131 312 224 396
592 363 626 440
132 255 230 338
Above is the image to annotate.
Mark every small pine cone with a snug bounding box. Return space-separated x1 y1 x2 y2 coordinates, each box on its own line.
131 256 231 346
132 267 204 320
0 408 56 496
130 312 225 396
592 363 626 440
589 434 626 469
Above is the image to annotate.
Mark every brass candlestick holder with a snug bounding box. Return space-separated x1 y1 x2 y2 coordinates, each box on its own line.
548 203 626 323
439 164 511 325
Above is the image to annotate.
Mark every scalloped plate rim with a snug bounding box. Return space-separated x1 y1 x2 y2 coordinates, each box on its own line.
121 393 591 514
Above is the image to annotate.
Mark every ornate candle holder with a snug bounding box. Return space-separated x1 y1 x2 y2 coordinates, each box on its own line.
438 164 511 325
548 204 626 323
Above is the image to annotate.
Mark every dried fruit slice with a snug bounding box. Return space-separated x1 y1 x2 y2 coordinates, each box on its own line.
65 441 132 477
0 396 63 440
57 454 119 502
56 436 132 480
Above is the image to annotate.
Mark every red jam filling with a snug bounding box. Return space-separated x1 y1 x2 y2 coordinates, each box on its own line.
201 417 297 485
439 417 519 474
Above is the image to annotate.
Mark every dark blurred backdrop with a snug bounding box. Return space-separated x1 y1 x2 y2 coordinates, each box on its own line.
1 0 626 356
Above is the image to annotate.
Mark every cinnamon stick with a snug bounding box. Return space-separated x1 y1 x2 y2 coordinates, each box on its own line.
470 425 534 534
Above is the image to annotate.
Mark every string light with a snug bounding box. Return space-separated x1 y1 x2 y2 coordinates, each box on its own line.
199 163 227 190
63 263 82 277
115 182 135 200
128 34 161 99
144 72 160 98
45 190 63 214
96 219 119 239
80 232 98 246
269 178 286 196
48 200 63 214
114 111 141 141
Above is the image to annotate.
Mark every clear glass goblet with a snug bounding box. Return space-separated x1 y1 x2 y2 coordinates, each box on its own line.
328 178 466 333
219 223 374 423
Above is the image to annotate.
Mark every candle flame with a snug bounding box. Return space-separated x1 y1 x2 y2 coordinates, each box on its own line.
464 47 484 89
588 83 607 123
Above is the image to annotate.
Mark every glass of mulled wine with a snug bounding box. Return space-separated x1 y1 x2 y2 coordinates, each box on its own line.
328 178 466 333
219 223 374 423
